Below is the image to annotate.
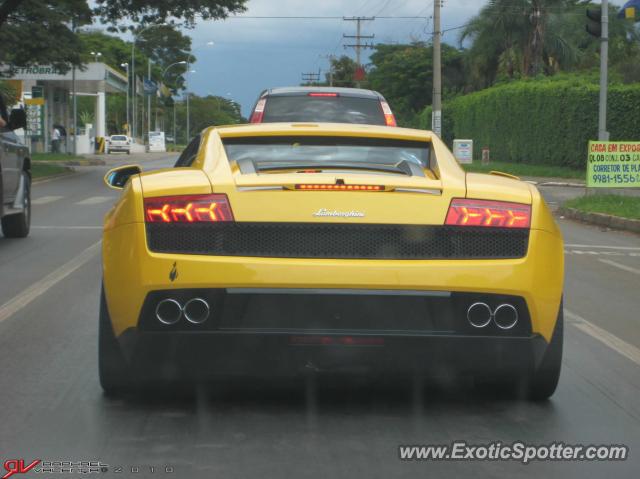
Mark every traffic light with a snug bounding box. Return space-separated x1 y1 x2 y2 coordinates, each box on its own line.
586 7 602 37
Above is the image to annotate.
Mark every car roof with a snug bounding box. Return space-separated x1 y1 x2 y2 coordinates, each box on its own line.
261 86 384 100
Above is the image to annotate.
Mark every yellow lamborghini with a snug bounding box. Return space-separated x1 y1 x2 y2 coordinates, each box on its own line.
100 123 564 399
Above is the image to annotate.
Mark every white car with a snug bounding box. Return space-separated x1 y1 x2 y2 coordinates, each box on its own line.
106 135 131 154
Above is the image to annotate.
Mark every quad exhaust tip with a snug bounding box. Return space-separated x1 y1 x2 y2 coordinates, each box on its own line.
155 298 182 325
493 303 518 330
183 298 210 324
466 302 492 328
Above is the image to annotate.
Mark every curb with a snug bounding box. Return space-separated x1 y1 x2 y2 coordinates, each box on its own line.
557 207 640 234
36 159 105 166
537 181 586 188
32 167 77 184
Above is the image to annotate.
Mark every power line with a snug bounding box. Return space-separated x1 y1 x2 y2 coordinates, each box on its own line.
225 15 428 19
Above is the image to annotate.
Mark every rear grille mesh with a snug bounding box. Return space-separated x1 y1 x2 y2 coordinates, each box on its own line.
146 223 529 260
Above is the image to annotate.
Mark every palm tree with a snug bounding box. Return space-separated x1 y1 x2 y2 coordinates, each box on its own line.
460 0 582 85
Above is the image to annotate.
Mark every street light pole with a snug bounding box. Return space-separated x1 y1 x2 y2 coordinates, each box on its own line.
162 61 188 146
120 63 130 136
147 59 152 141
186 62 190 143
130 23 167 142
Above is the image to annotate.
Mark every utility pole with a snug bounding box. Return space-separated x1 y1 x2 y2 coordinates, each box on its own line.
343 16 375 87
599 0 609 141
320 54 336 86
432 0 443 137
72 19 77 156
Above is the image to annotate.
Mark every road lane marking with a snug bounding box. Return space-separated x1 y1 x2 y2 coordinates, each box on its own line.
0 241 101 324
31 195 63 205
565 250 640 257
566 309 640 367
565 244 640 251
75 196 112 205
598 259 640 275
31 225 102 230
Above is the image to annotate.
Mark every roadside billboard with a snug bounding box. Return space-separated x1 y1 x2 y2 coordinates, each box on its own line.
587 141 640 187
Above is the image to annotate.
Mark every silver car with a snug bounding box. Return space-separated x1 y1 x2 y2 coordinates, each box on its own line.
106 135 131 154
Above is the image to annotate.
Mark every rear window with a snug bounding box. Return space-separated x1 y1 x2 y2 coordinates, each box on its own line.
111 135 127 141
223 136 431 172
261 96 386 125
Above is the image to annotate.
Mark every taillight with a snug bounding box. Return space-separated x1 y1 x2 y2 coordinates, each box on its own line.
296 184 384 191
308 92 338 97
144 194 234 223
249 98 266 123
445 199 531 228
380 100 397 127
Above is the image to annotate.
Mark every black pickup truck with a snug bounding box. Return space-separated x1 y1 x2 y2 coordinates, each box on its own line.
0 97 30 238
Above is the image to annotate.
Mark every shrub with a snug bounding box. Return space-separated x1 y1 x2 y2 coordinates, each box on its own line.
418 76 640 169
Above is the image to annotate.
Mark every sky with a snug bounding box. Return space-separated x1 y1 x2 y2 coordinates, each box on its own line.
181 0 484 116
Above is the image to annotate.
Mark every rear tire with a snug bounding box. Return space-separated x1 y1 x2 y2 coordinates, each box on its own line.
527 299 563 401
1 171 31 238
99 285 133 396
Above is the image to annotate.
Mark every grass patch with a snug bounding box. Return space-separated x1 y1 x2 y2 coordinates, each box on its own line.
564 194 640 220
166 144 186 153
31 153 85 162
31 163 69 179
462 161 584 180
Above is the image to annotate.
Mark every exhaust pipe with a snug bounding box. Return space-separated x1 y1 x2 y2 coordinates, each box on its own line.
493 304 518 330
155 299 182 325
467 302 492 328
184 298 210 324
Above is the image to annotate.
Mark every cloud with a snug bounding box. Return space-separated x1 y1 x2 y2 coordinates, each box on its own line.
183 0 483 115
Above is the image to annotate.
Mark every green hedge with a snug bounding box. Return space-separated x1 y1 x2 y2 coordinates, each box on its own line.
418 77 640 169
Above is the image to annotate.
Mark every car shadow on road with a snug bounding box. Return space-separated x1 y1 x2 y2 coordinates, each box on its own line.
105 374 559 418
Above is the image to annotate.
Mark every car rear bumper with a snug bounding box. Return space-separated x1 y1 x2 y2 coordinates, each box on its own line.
103 224 564 341
113 287 551 380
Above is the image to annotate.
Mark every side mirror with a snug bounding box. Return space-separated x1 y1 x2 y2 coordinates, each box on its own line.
104 164 142 190
8 109 26 131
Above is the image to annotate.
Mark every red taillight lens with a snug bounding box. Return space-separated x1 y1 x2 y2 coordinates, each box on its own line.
380 100 397 127
445 199 531 228
144 194 234 223
308 92 338 97
249 98 266 123
295 184 384 191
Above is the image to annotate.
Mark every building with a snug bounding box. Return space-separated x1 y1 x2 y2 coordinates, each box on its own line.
1 62 130 154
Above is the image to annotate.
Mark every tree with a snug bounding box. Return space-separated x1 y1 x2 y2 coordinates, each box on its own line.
0 0 92 72
0 0 247 71
327 56 358 87
173 94 243 144
459 0 640 89
136 26 196 92
367 43 465 125
93 0 247 31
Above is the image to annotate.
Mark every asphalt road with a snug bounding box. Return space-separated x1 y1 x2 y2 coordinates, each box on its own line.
1 153 639 478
